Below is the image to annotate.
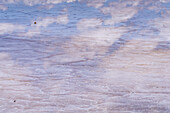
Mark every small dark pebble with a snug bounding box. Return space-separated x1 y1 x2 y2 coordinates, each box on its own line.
14 100 16 102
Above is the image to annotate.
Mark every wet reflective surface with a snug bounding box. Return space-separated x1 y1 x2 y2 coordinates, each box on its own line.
0 0 170 112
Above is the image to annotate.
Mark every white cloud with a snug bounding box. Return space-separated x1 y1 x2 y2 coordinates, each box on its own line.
24 28 41 37
23 0 44 6
160 0 170 3
103 8 137 25
58 16 130 62
100 0 140 25
77 18 102 31
0 0 76 6
75 27 126 47
155 18 170 41
23 14 68 37
152 11 170 41
0 23 25 35
62 23 127 61
78 0 106 8
42 18 128 66
0 14 68 37
32 14 68 28
0 0 106 8
55 14 69 25
0 4 7 11
1 0 20 4
38 4 54 10
66 0 76 3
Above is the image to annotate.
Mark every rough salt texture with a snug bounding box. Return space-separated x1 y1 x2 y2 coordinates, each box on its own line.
0 0 170 113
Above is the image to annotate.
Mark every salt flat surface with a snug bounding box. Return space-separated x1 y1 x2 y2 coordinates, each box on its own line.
0 0 170 113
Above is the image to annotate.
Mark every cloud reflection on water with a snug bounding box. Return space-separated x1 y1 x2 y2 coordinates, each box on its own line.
0 0 170 112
